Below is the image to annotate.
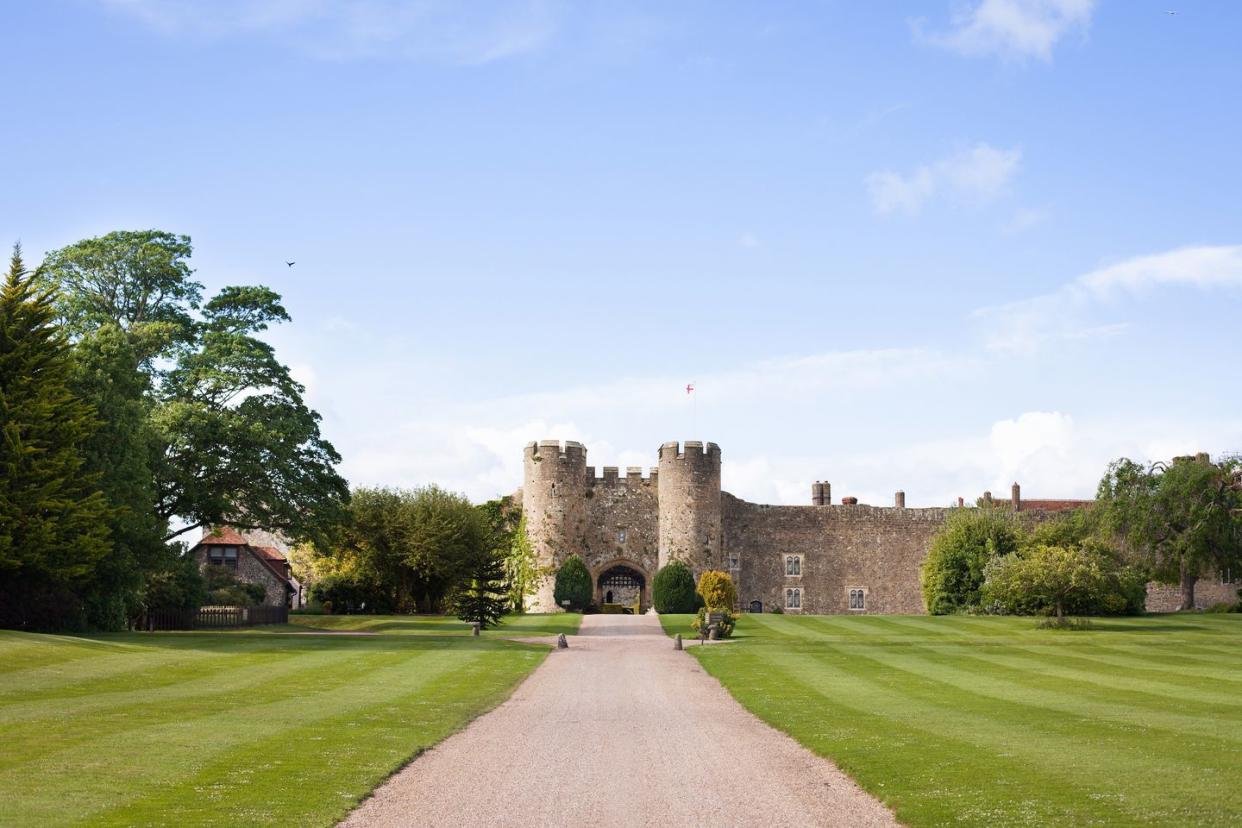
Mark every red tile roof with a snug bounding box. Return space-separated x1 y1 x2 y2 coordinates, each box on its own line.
198 527 248 545
253 545 288 564
1021 499 1094 512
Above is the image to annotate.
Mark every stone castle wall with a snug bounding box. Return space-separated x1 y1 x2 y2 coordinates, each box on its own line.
1144 577 1240 612
724 494 947 614
582 467 660 600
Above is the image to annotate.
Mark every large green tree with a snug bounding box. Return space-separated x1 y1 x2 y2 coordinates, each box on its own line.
38 230 348 547
319 486 489 613
70 323 168 628
1097 454 1242 610
0 245 112 630
920 505 1022 614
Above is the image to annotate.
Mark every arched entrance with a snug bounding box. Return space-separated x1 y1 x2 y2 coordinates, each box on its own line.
597 564 646 613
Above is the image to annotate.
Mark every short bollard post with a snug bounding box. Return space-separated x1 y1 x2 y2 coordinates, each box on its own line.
708 626 719 641
557 633 568 649
674 634 683 651
471 622 481 637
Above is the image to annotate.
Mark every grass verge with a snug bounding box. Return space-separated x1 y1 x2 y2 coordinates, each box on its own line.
0 616 576 826
661 612 1242 827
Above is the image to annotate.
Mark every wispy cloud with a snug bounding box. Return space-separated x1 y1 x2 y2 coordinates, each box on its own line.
913 0 1096 62
974 244 1242 352
867 143 1022 216
1002 206 1049 234
98 0 563 64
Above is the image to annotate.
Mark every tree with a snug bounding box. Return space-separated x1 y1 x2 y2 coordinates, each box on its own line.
696 570 737 610
38 231 349 547
553 555 592 611
0 245 112 630
71 324 167 629
315 486 491 613
652 559 700 613
504 514 546 612
39 230 201 365
452 545 509 630
920 506 1022 614
1097 454 1242 610
982 544 1110 621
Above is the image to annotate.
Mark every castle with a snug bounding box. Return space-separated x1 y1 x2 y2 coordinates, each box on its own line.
519 439 1081 615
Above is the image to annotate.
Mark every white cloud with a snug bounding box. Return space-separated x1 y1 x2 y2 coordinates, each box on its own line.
98 0 562 64
914 0 1096 61
867 143 1022 216
975 245 1242 352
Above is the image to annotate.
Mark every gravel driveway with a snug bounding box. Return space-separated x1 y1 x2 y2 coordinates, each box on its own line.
340 613 898 827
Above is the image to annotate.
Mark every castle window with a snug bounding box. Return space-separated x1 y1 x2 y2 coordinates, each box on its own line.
1222 567 1236 585
849 588 866 610
785 555 801 577
728 553 739 570
785 588 802 610
617 528 626 544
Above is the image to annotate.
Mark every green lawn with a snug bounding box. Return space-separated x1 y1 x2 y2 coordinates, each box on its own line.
660 612 1242 827
278 611 582 637
0 613 580 827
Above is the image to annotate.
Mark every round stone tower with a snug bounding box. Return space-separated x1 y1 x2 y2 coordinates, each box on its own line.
522 440 588 612
657 441 722 575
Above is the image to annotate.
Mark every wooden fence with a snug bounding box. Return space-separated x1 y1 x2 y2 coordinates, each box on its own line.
142 605 288 631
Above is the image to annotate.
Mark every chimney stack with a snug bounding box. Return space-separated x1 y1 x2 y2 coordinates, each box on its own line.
957 496 965 508
811 482 825 507
894 490 906 508
1011 482 1021 512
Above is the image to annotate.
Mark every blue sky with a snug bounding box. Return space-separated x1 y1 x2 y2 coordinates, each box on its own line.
4 1 1241 506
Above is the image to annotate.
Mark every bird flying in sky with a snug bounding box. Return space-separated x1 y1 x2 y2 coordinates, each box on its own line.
285 261 296 267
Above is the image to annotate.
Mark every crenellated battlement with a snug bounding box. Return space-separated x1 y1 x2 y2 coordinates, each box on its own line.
658 440 722 462
525 439 587 465
586 465 659 486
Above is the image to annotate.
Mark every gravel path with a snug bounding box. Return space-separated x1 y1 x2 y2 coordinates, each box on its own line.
340 613 898 828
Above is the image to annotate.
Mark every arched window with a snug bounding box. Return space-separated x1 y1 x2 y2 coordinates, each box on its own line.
785 555 801 576
849 588 866 610
785 588 802 609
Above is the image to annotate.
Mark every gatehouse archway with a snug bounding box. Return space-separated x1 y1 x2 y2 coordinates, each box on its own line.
596 563 647 613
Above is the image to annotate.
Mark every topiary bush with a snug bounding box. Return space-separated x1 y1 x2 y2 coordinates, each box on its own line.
553 554 592 611
696 569 737 611
652 560 699 613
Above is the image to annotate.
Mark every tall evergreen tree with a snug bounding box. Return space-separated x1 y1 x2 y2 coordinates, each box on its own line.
71 324 168 629
0 245 111 630
452 546 509 630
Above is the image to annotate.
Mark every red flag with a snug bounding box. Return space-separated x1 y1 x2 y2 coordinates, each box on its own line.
686 383 695 394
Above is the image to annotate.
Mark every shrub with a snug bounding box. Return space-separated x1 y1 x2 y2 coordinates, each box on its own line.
652 560 699 613
1204 602 1236 614
982 543 1140 619
691 607 736 638
143 555 205 612
696 570 737 611
312 573 394 614
553 555 592 611
921 507 1022 614
769 605 784 615
202 567 266 606
1036 616 1093 630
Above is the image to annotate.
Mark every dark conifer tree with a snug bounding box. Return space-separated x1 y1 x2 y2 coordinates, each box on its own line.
453 548 509 630
0 245 111 630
